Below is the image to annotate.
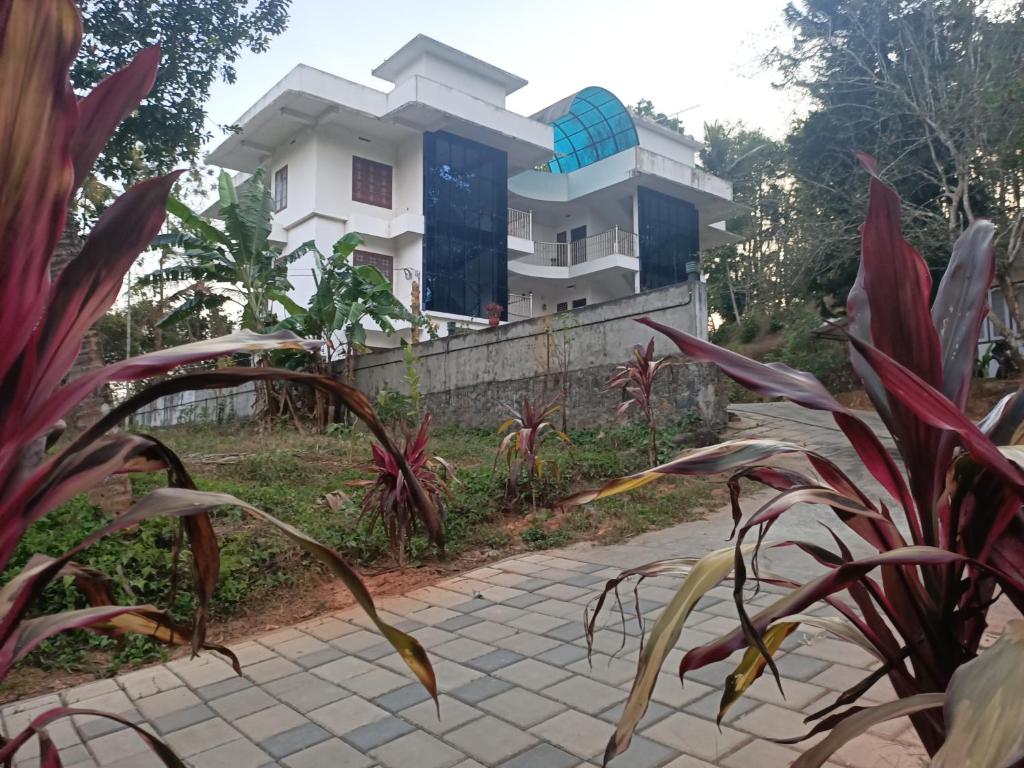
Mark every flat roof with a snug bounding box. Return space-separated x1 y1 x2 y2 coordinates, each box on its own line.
372 34 528 95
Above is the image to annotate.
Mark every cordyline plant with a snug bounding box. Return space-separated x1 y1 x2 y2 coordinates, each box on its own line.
608 337 674 464
496 396 572 506
350 414 454 566
564 157 1024 767
0 1 440 763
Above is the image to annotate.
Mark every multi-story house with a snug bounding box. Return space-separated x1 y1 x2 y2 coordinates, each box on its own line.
207 35 743 345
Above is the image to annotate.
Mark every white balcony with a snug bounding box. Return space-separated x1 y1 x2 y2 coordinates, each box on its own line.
506 292 533 321
508 207 533 240
511 226 638 273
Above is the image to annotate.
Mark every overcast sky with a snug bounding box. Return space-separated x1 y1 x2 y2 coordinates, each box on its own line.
202 0 807 160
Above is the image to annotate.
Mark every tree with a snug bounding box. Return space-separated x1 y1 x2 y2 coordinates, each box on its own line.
700 121 797 321
632 98 684 134
147 168 311 332
771 0 1024 303
73 0 291 182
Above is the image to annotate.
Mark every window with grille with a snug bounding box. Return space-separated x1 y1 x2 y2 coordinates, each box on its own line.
353 250 393 283
556 301 569 312
273 166 288 212
352 156 393 209
572 297 587 309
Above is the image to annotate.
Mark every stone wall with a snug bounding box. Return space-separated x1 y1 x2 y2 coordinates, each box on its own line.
353 282 724 432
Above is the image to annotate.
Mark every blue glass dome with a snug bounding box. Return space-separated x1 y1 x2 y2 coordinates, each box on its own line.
535 87 639 174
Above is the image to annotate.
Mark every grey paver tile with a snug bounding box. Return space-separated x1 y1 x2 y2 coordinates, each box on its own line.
772 653 830 681
282 737 373 768
493 631 562 656
609 736 678 768
685 691 759 724
599 699 674 729
432 659 485 693
209 687 278 720
732 703 811 741
536 643 589 666
456 620 518 643
464 649 524 673
188 737 272 768
478 687 566 728
295 648 347 669
408 606 461 625
166 656 237 688
260 722 332 758
721 739 801 768
373 682 433 713
568 654 637 686
194 676 253 702
503 593 546 609
529 709 609 759
545 622 588 642
341 715 415 751
433 637 497 662
371 730 465 768
116 668 183 701
264 672 348 714
340 667 409 698
87 728 151 765
245 656 302 683
308 695 388 736
305 619 359 642
508 612 569 633
448 674 513 706
152 703 215 734
136 688 201 721
401 694 482 734
164 718 240 757
235 702 306 741
542 675 626 713
496 742 579 768
494 658 573 690
330 629 388 653
62 680 118 704
309 656 376 684
446 715 538 764
435 614 485 632
643 712 749 761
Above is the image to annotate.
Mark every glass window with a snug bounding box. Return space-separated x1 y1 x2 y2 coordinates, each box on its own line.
637 186 699 291
556 301 569 312
572 298 587 309
352 156 393 209
273 166 288 212
422 131 508 319
353 250 393 283
547 87 640 173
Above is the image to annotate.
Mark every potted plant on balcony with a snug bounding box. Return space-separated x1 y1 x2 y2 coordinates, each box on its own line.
485 302 503 327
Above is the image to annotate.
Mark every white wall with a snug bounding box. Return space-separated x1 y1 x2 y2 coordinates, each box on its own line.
388 53 508 106
634 122 697 167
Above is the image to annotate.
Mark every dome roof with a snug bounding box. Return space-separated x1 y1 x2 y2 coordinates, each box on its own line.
533 86 639 173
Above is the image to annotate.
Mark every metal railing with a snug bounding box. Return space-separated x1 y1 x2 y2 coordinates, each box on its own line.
506 292 533 321
508 208 533 240
513 226 639 268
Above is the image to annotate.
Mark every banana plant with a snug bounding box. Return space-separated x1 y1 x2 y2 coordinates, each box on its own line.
144 168 314 332
564 156 1024 766
0 2 440 764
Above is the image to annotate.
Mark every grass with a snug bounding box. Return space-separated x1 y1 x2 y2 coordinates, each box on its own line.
6 416 716 680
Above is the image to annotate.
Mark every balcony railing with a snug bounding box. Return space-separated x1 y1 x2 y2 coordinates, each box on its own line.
513 226 638 268
507 292 533 321
508 208 533 240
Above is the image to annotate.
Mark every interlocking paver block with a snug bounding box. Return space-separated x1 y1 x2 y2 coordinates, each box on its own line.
432 659 485 692
529 709 609 759
607 735 678 768
235 703 306 741
164 718 240 757
509 612 568 633
273 634 332 660
744 675 825 709
373 682 433 713
209 687 278 720
720 740 801 768
408 606 461 625
342 715 415 751
478 687 566 728
474 604 530 624
62 679 119 704
371 730 465 768
187 737 272 768
568 654 636 686
308 695 387 736
282 737 372 768
305 618 359 641
330 629 389 653
541 675 626 713
651 673 714 709
733 703 814 740
136 687 200 720
262 672 348 714
229 640 277 666
353 642 395 662
152 703 215 734
193 676 252 702
536 644 589 666
433 637 497 662
341 667 410 698
599 699 673 729
684 691 758 724
260 722 332 758
496 742 579 768
245 655 302 683
87 728 152 765
446 715 538 764
165 656 236 688
643 712 749 761
494 658 572 690
401 694 482 734
456 620 517 643
772 653 830 681
493 631 562 656
309 655 375 684
435 614 485 632
464 649 524 673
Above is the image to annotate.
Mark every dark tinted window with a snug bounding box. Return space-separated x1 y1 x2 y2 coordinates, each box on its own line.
637 186 699 291
423 131 508 318
572 297 587 309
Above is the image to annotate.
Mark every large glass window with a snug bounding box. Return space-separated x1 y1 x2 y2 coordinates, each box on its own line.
637 186 699 291
422 131 508 318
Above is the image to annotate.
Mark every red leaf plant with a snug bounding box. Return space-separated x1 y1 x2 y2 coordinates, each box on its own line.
350 413 454 566
0 1 440 763
496 395 572 507
608 337 674 464
562 158 1024 767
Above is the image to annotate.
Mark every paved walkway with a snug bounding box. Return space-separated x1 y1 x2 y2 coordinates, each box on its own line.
3 404 927 768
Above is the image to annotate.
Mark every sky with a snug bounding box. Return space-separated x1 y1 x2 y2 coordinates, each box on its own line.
201 0 807 161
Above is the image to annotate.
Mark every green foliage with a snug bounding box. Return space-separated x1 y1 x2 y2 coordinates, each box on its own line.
632 98 683 134
765 305 850 389
521 524 570 551
738 313 760 344
146 169 311 332
74 0 290 182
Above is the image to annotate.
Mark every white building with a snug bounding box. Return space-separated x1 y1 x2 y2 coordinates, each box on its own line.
207 35 743 345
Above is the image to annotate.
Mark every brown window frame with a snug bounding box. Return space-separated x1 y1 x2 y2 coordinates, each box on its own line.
273 166 288 212
352 156 393 209
353 250 393 283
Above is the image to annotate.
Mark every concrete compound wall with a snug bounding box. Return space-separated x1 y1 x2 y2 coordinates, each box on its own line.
352 282 724 431
131 382 256 428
